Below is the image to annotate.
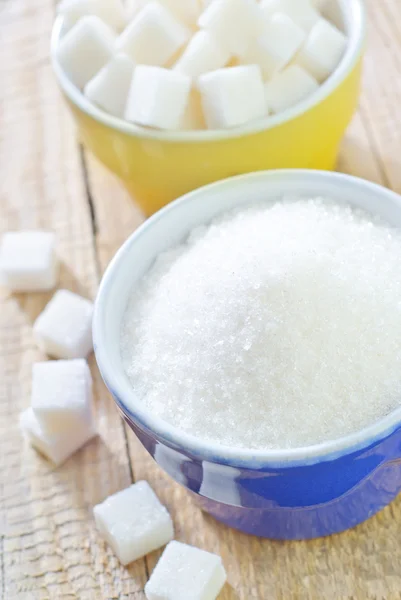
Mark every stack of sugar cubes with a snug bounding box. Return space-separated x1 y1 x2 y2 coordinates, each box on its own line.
0 231 96 465
56 0 347 130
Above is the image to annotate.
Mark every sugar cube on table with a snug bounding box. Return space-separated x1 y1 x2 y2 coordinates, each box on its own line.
20 407 96 466
116 2 190 67
198 0 264 57
145 540 227 600
93 481 174 565
31 359 93 433
239 12 306 79
125 65 191 129
33 289 94 359
0 231 58 292
173 30 230 78
85 53 134 118
56 16 115 89
57 0 126 31
198 65 266 129
295 18 347 82
260 0 320 33
127 0 200 27
265 65 319 113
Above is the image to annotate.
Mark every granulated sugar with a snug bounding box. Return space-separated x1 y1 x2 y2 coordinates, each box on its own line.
121 199 401 450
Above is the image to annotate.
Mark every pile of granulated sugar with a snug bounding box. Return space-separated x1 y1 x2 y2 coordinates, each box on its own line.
121 198 401 450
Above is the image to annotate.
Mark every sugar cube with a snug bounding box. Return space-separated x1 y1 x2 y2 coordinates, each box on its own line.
20 407 96 466
198 65 266 129
240 12 306 79
85 53 134 118
33 289 94 359
260 0 320 33
200 0 215 8
126 0 146 20
310 0 327 9
125 66 191 130
57 0 126 31
178 88 206 130
93 481 174 565
320 0 344 31
0 231 58 292
127 0 200 27
56 16 115 89
198 0 263 57
116 2 190 66
173 30 230 78
145 541 227 600
265 65 319 113
31 359 93 433
295 18 347 82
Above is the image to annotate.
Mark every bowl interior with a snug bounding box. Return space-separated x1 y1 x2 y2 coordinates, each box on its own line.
94 170 401 467
51 0 365 142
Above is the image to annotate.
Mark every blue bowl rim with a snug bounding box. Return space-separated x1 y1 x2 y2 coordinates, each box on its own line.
93 170 401 469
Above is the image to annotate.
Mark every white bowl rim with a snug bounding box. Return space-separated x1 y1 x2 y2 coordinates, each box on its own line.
50 0 366 143
93 169 401 468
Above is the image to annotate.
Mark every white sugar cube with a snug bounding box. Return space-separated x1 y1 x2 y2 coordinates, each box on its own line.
173 30 230 78
240 12 306 79
145 541 227 600
94 481 174 565
85 53 134 117
200 0 215 8
125 66 191 130
265 65 319 113
310 0 327 9
178 88 206 130
0 231 58 292
198 0 263 57
56 16 115 89
295 18 347 82
116 2 190 66
198 65 266 129
31 359 93 434
127 0 200 27
126 0 146 20
260 0 320 33
162 0 201 26
20 407 96 466
33 289 94 359
57 0 126 31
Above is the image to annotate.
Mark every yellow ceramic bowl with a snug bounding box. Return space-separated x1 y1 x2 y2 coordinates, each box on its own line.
51 0 365 216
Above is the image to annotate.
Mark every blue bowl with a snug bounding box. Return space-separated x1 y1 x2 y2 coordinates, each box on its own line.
93 170 401 540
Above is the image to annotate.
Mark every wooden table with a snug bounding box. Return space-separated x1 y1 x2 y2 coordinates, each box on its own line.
1 1 401 598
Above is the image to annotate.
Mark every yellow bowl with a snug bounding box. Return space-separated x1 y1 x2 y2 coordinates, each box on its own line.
51 0 365 216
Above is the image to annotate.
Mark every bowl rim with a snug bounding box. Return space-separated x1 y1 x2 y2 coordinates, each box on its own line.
93 169 401 468
50 0 366 143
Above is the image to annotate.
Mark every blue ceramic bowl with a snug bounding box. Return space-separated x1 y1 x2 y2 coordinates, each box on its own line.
93 170 401 540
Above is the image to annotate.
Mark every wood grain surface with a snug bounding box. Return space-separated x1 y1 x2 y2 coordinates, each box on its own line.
1 1 401 598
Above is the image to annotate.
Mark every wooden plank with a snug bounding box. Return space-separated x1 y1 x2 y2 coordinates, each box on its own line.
0 0 147 598
358 0 401 194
